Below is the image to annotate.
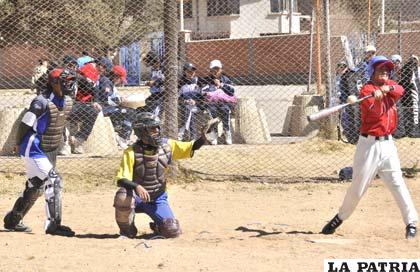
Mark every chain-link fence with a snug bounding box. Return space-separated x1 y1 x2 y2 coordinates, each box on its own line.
0 0 419 182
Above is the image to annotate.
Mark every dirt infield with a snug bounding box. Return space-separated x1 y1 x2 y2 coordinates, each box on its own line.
0 174 419 272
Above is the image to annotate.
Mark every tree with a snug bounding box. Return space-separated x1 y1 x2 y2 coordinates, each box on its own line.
0 0 164 53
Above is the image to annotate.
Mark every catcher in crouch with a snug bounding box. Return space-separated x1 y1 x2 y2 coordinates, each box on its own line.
113 112 219 238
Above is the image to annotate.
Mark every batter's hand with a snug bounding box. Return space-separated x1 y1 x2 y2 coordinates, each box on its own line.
373 89 385 101
135 185 150 202
380 85 392 94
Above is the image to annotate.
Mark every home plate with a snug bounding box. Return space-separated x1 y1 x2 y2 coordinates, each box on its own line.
307 239 356 245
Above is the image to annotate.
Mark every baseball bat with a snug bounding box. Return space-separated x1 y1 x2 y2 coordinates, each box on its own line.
307 94 373 122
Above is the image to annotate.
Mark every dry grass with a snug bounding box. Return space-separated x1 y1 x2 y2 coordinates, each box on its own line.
1 136 420 187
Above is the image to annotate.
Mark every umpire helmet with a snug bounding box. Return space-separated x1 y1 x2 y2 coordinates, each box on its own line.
133 112 162 147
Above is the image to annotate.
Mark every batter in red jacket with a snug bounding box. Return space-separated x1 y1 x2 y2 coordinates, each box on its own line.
322 56 418 239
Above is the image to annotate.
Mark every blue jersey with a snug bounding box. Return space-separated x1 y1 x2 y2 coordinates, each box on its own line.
19 93 66 158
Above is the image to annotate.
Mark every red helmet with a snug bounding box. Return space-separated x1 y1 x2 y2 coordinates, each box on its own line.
48 68 76 96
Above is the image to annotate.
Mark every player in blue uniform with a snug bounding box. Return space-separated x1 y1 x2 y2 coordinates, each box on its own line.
3 68 76 237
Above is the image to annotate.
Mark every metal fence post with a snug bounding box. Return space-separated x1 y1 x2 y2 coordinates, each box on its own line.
321 0 336 139
163 0 179 138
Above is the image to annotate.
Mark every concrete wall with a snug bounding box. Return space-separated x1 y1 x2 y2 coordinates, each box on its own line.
186 31 420 85
186 33 313 84
183 0 301 39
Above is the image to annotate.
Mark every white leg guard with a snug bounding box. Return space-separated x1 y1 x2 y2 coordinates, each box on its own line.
44 168 63 231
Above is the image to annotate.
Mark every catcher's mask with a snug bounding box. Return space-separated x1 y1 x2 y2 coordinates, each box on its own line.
49 68 76 97
133 112 162 147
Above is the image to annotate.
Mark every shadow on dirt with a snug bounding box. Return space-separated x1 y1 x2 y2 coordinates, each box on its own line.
235 226 314 237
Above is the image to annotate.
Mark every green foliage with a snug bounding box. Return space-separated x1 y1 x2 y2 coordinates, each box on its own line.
0 0 163 50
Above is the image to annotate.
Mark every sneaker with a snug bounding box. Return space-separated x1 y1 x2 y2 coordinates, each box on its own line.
321 214 343 234
178 127 186 141
406 224 416 240
207 131 218 145
58 143 71 156
224 130 232 145
116 135 129 149
71 137 85 154
46 224 75 237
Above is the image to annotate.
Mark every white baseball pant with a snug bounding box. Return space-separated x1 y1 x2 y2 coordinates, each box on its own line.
338 135 418 225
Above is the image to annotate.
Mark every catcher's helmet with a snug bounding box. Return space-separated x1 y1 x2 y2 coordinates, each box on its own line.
48 68 77 96
133 112 162 147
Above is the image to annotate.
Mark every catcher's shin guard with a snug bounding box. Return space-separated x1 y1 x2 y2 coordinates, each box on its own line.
4 177 45 231
44 169 63 232
114 187 137 238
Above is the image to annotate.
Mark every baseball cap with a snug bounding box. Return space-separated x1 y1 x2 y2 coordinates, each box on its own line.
367 55 394 78
364 45 377 53
183 62 197 71
209 59 222 69
390 54 402 63
79 63 99 82
112 65 127 83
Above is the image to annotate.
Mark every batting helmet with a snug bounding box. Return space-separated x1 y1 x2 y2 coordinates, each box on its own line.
133 112 162 147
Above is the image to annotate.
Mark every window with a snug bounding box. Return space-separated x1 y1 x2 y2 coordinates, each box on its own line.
270 0 298 13
178 1 193 19
207 0 240 17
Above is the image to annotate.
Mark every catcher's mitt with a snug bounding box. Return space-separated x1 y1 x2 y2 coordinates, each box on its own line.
201 117 220 143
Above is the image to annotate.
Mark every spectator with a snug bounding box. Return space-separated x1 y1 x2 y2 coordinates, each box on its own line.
63 55 78 71
68 63 100 154
336 61 360 144
77 50 95 68
199 59 236 145
178 62 203 141
94 57 114 103
355 45 377 86
390 54 403 81
96 63 135 149
105 46 118 64
142 51 165 116
31 59 48 94
398 55 420 138
391 54 405 139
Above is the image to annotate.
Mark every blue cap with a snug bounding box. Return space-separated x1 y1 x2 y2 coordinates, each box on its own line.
367 55 394 79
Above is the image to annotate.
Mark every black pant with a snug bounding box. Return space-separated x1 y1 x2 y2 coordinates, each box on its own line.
68 102 98 141
206 103 232 132
103 106 136 140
